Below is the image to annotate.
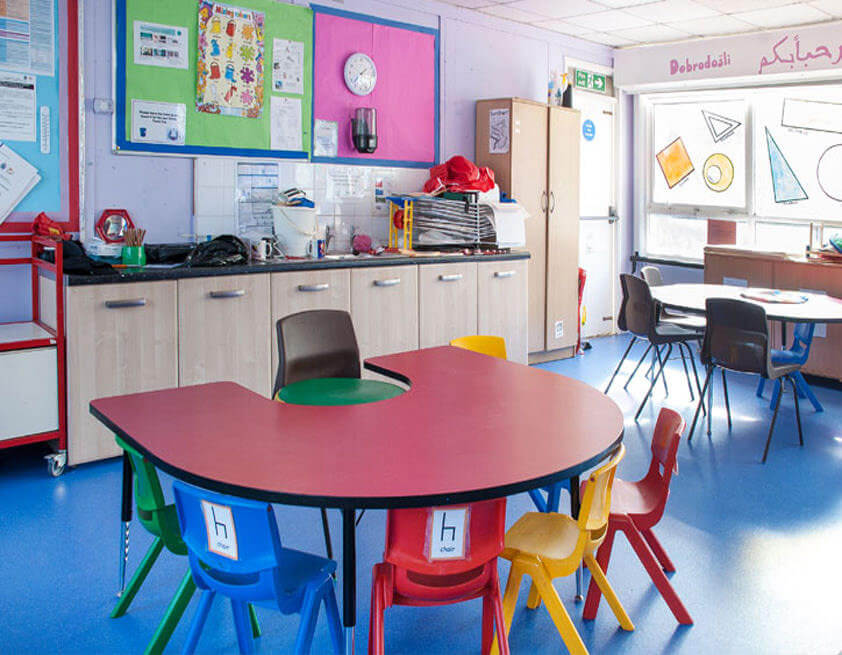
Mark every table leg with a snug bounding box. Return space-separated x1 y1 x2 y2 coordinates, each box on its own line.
570 475 583 601
119 451 133 597
342 508 356 655
781 321 788 349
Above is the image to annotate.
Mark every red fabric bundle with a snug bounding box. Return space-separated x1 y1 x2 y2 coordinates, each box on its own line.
423 155 496 194
32 212 66 239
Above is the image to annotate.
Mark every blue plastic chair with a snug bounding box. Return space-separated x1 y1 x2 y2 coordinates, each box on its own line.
528 482 570 514
172 481 343 655
756 322 823 412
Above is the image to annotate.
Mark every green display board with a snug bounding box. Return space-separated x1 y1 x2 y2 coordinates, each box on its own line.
115 0 312 158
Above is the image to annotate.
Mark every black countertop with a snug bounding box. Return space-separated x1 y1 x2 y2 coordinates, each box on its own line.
65 251 530 286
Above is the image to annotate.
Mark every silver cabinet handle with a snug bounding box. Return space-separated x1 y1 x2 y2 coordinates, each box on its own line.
297 283 330 292
549 191 556 213
105 298 146 308
494 270 516 278
373 278 401 287
209 289 246 299
438 274 463 282
540 190 548 212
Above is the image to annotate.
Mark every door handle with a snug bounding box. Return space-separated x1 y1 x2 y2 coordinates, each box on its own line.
105 298 146 308
209 289 246 299
438 274 463 282
494 270 516 278
549 191 556 214
374 278 401 287
297 283 330 292
540 191 548 212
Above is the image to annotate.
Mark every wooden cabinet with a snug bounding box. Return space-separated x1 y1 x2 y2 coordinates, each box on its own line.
66 281 177 465
477 260 528 364
476 98 580 360
351 265 418 361
177 275 271 396
418 263 478 348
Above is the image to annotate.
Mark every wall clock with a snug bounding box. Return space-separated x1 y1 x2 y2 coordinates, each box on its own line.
344 52 377 96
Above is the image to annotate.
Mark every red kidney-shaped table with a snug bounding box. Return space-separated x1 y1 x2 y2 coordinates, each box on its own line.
91 346 624 654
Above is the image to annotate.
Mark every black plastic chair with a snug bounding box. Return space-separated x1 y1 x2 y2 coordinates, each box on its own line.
621 274 704 420
688 298 804 463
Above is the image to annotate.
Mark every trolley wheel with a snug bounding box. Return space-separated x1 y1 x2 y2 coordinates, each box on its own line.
46 451 67 477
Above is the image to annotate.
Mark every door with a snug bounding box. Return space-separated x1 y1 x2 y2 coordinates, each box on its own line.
418 263 478 348
574 90 617 339
477 260 528 364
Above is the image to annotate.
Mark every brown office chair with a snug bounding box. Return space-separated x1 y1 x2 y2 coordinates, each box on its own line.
689 298 804 463
273 309 362 561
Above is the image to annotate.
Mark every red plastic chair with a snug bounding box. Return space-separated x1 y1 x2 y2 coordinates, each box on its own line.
369 499 510 655
582 408 693 625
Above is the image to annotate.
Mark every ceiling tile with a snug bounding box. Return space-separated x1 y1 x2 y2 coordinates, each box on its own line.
624 0 718 22
694 0 804 12
595 0 663 6
667 13 757 36
809 0 842 18
533 19 583 35
614 22 693 42
580 30 641 46
733 3 831 28
442 0 499 8
478 3 545 22
566 9 652 31
507 0 606 19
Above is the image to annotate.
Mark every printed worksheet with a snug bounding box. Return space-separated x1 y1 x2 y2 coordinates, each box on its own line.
272 38 304 95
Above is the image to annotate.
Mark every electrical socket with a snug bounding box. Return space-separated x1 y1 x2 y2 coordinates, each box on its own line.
554 320 564 339
92 98 114 114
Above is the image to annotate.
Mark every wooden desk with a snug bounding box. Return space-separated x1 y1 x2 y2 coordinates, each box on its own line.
91 346 623 654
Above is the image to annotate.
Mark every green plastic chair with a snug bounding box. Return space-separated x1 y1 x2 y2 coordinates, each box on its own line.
112 437 260 654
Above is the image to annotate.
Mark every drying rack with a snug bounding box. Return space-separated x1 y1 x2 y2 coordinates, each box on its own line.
387 193 497 251
0 234 67 475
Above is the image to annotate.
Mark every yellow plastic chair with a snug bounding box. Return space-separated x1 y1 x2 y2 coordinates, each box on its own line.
449 335 507 360
492 445 633 655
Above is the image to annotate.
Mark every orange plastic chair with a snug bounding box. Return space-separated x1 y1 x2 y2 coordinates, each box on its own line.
450 335 507 360
492 445 632 655
369 499 510 655
583 408 692 624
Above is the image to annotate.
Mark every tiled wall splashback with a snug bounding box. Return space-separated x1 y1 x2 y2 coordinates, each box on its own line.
194 157 427 249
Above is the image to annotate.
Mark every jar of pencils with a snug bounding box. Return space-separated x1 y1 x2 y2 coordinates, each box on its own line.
121 228 146 267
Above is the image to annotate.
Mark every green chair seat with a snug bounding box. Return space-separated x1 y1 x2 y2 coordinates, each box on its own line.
277 377 404 406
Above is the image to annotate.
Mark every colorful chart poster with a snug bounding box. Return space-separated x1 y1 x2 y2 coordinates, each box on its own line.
133 20 188 69
196 1 264 119
272 38 304 95
0 0 54 76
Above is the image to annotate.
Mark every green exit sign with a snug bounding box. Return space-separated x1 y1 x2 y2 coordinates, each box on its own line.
574 69 607 93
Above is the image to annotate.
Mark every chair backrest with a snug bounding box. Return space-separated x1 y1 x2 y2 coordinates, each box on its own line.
449 335 507 360
640 266 664 287
620 274 656 338
578 444 625 534
616 274 629 332
383 498 506 577
641 409 685 523
702 298 770 374
273 309 361 398
789 322 815 362
172 480 284 601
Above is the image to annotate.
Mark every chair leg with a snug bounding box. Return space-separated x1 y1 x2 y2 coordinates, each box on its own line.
721 369 732 430
248 604 261 638
532 566 589 655
659 344 670 396
761 379 784 464
369 569 387 655
323 581 344 655
583 553 634 631
527 488 547 513
546 484 563 514
641 528 675 573
489 571 511 655
144 570 196 655
231 600 254 655
790 376 804 447
624 343 652 390
526 579 541 610
182 590 215 655
769 379 782 411
706 365 714 436
795 371 824 412
583 525 617 621
756 377 766 398
688 366 712 442
294 586 321 655
482 592 494 655
635 344 669 421
111 537 165 618
678 343 694 400
605 337 636 393
320 508 333 561
490 564 524 655
686 342 705 416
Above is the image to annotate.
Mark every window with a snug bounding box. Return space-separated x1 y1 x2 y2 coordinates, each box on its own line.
638 84 842 261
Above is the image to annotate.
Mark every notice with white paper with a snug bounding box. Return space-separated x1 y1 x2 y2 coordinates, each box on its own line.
272 38 304 95
201 500 238 560
270 96 302 152
428 507 468 560
0 143 41 223
489 108 510 154
313 119 337 158
131 100 186 145
0 72 36 142
134 21 188 69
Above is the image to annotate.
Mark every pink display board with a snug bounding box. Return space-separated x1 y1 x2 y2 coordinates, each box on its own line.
312 8 439 167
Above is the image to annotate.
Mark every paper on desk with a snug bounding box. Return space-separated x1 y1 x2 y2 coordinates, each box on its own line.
0 143 40 224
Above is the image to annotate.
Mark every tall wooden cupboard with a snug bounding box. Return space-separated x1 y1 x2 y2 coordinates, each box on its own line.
476 98 580 361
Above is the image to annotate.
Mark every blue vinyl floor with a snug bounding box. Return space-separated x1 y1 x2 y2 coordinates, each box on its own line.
2 334 842 654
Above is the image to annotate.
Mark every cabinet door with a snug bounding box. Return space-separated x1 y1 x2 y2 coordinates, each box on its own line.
66 281 177 465
178 275 271 396
419 263 478 348
546 106 580 352
351 265 419 361
270 268 351 378
478 260 528 364
511 100 549 353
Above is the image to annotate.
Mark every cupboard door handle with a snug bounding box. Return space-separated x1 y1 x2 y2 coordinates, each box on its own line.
105 298 146 309
438 274 463 282
549 191 556 213
494 270 516 279
540 191 548 212
373 278 401 287
298 283 330 292
209 289 246 299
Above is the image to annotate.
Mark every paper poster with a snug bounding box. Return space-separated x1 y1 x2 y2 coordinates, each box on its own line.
428 507 469 561
0 144 41 223
131 100 186 145
196 1 265 119
270 96 302 151
489 108 510 154
272 38 304 95
313 119 337 158
201 500 238 560
134 21 189 69
0 72 36 142
0 0 54 76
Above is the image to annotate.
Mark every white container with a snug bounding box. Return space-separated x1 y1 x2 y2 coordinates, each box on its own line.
272 205 317 257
